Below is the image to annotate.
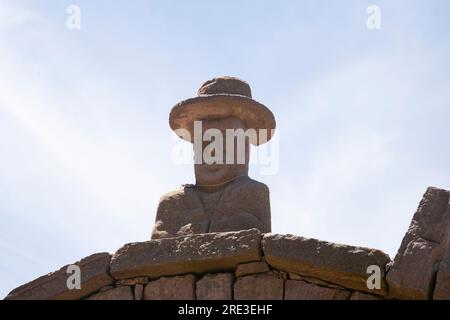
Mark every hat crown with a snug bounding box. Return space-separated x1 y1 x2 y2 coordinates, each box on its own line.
197 77 252 98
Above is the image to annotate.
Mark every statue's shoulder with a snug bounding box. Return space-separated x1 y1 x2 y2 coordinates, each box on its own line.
158 184 199 205
223 176 270 203
153 186 194 239
231 176 269 192
159 187 184 201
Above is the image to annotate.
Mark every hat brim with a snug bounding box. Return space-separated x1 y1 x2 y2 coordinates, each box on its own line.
169 94 276 146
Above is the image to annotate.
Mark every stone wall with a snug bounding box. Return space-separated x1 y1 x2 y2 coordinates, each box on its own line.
4 187 450 300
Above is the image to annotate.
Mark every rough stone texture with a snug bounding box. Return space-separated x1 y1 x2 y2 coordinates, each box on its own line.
387 187 450 299
288 274 346 290
350 291 382 300
144 274 196 300
116 277 149 286
235 261 270 277
134 284 144 300
433 235 450 300
99 285 114 292
5 253 113 300
87 286 133 300
285 280 350 300
263 234 390 295
386 239 437 299
276 270 288 280
234 274 284 300
289 273 303 281
111 229 261 280
434 264 450 300
152 177 272 239
196 273 233 300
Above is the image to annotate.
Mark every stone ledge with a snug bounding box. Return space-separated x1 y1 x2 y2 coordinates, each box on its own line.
5 253 113 300
285 280 351 300
263 234 390 295
110 229 262 280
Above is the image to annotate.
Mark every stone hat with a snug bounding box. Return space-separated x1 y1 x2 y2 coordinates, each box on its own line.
169 76 276 146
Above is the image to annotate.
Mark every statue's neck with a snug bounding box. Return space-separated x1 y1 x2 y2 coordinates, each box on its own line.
195 175 247 193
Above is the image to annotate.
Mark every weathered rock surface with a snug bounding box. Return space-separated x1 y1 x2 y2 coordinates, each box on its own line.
134 284 144 300
433 254 450 300
263 234 390 295
235 261 270 277
387 187 450 299
433 223 450 300
99 285 114 292
196 273 233 300
285 280 350 300
288 274 346 290
116 277 149 286
152 177 272 239
144 275 196 300
111 229 261 280
88 286 134 300
234 273 284 300
386 239 437 299
5 253 113 300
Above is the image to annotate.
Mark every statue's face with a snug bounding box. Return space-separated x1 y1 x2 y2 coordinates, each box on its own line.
194 117 249 189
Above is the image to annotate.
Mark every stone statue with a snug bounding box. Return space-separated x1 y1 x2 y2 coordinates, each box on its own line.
151 77 276 239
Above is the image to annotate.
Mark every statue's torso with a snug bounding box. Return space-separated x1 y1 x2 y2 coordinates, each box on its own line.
151 176 271 239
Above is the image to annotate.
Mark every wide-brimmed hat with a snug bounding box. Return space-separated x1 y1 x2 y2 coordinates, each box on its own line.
169 76 276 146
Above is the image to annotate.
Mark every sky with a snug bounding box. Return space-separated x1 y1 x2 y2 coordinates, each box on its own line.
1 0 450 298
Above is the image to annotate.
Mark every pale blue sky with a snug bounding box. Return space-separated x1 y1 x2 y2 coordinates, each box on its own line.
1 0 450 298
